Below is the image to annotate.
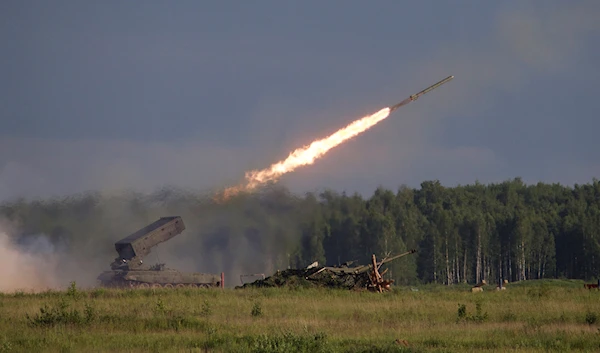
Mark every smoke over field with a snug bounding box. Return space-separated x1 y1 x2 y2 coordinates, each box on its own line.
0 186 306 292
0 228 62 292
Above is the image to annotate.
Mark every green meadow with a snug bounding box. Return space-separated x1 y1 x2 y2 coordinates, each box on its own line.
1 279 599 352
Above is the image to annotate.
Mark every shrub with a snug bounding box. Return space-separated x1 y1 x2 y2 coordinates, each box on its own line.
251 302 263 317
456 302 488 323
247 331 330 353
200 299 212 317
26 299 96 327
585 311 597 325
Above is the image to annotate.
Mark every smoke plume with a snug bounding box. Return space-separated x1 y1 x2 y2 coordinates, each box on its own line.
0 228 62 293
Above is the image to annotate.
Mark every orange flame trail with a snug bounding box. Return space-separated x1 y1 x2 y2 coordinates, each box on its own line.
218 106 391 200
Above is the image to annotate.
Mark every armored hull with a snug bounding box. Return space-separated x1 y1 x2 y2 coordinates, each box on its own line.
97 267 222 289
96 216 224 289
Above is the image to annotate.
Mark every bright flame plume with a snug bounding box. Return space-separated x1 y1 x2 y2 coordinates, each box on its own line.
217 106 391 201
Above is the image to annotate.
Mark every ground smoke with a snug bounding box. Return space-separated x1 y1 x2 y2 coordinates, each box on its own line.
0 229 62 293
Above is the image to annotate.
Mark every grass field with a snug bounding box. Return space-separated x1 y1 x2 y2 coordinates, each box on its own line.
1 279 599 352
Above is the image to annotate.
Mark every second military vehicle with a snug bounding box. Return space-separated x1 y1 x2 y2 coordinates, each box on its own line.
238 249 417 291
96 216 223 289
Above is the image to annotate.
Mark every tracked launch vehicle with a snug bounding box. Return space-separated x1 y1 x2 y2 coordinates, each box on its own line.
96 216 223 289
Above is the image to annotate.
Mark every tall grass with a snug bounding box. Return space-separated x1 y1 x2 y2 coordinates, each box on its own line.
0 279 599 352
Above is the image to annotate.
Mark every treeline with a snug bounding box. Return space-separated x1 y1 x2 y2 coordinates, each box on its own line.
1 177 599 286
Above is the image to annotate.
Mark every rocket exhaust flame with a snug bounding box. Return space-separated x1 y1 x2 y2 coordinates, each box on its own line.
218 107 391 200
216 75 454 201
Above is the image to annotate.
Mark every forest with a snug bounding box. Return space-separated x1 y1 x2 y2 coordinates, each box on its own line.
1 177 599 288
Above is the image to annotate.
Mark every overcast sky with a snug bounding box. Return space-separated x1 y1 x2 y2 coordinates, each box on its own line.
1 0 599 201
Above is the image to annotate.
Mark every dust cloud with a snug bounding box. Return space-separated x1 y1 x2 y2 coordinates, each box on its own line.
0 228 62 293
0 187 303 292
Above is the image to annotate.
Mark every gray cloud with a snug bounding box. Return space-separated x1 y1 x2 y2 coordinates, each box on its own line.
496 1 599 72
0 137 255 201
